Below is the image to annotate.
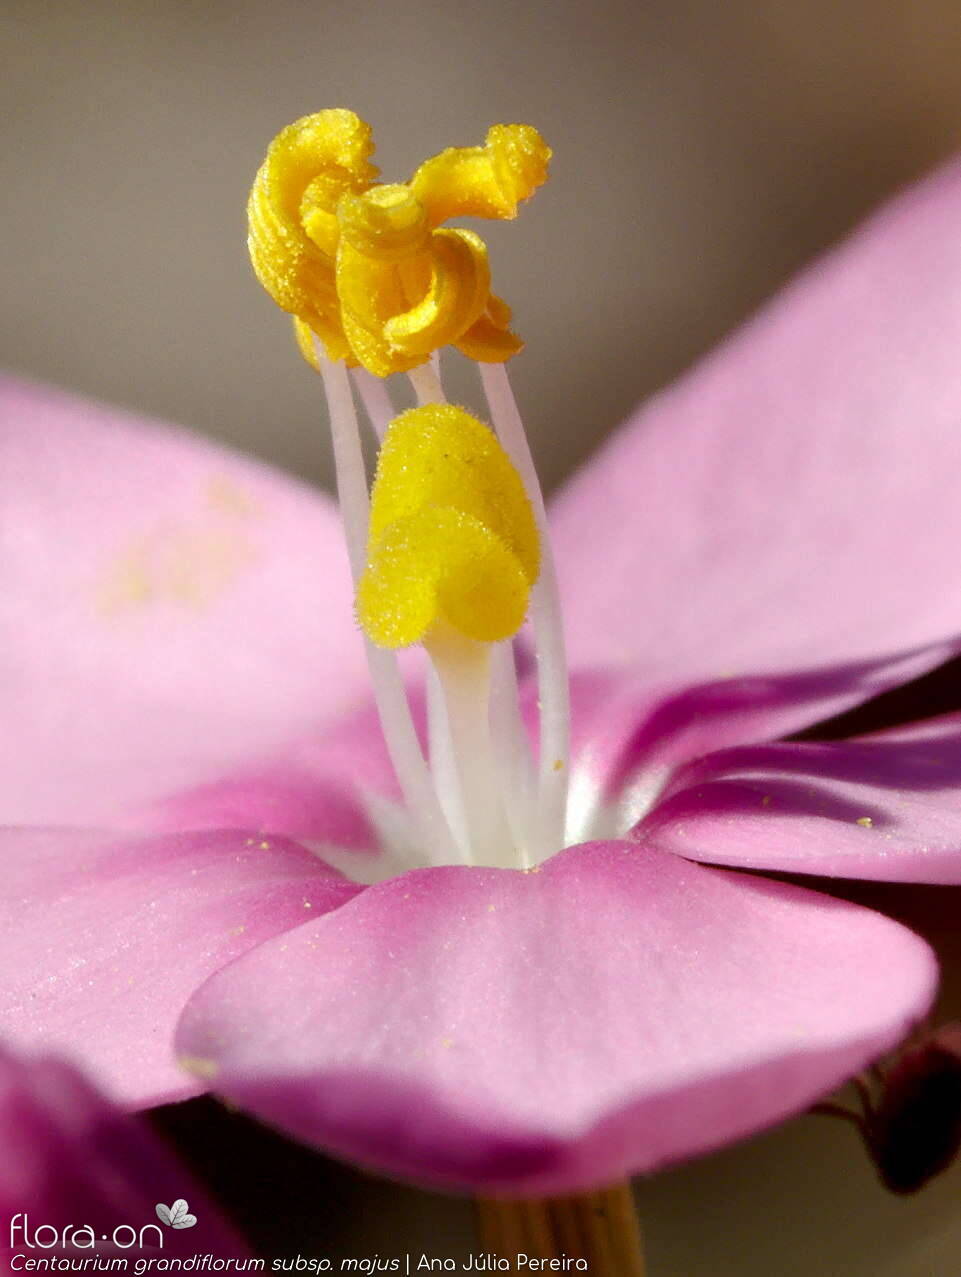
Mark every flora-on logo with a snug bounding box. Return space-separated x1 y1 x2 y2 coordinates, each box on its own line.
155 1200 197 1230
9 1213 164 1250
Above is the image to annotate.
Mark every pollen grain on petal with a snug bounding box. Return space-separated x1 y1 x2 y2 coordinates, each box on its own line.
206 475 261 518
96 478 264 617
178 1054 220 1081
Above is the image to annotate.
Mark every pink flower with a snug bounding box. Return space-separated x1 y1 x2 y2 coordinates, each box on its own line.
3 156 961 1196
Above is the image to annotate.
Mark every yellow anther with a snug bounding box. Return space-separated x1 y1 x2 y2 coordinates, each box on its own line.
248 112 550 376
248 111 378 359
455 294 524 363
410 124 551 227
337 185 430 262
357 405 540 647
383 229 491 361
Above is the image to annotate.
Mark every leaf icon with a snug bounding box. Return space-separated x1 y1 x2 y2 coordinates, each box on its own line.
156 1200 198 1229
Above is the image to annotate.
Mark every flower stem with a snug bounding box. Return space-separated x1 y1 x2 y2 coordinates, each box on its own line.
475 1182 646 1275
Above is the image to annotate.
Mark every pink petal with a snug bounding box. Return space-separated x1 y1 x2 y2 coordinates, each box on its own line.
566 642 961 834
140 699 399 849
1 376 366 824
0 1044 247 1258
176 841 935 1194
642 712 961 882
0 828 360 1106
551 158 961 679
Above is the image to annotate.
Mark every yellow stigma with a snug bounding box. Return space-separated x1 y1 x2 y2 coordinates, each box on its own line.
248 112 551 377
357 405 541 646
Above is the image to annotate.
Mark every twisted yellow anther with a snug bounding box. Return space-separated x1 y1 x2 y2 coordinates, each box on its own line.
248 112 550 377
357 405 540 647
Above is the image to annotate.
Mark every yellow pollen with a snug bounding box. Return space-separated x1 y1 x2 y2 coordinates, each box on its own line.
178 1055 220 1081
356 404 540 647
248 111 550 376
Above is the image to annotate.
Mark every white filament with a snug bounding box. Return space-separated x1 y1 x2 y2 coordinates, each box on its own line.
317 345 455 865
480 361 571 858
427 632 514 868
317 353 369 579
408 362 447 406
426 662 470 860
490 641 537 866
351 367 394 441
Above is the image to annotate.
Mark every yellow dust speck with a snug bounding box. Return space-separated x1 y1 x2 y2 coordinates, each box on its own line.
259 840 270 850
522 865 542 874
229 925 246 937
97 520 255 617
487 903 496 912
207 475 261 518
96 542 153 612
304 900 313 909
179 1055 220 1081
553 758 564 772
761 795 772 807
856 816 873 828
440 1037 454 1049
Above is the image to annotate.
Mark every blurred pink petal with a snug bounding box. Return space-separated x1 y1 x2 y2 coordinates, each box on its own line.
642 712 961 882
1 376 367 825
552 158 961 680
0 1043 247 1260
0 828 358 1105
176 841 936 1194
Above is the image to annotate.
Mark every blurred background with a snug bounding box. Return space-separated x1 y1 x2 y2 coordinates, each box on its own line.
5 0 961 1271
7 0 961 493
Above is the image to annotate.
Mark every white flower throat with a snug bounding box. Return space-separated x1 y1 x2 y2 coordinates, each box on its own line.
318 350 572 876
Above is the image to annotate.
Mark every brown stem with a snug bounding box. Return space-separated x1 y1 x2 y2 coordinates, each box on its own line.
476 1181 646 1275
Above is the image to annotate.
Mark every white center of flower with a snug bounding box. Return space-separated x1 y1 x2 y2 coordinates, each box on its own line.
313 347 576 879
